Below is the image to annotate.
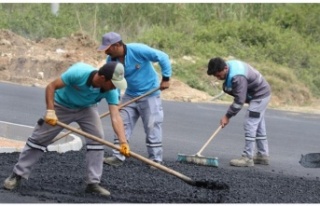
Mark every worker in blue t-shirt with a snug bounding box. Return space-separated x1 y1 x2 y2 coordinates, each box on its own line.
98 32 172 168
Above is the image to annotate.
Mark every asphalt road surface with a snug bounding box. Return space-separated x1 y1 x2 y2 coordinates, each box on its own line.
1 81 320 203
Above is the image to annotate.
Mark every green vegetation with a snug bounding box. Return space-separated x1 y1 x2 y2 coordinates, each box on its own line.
0 3 319 106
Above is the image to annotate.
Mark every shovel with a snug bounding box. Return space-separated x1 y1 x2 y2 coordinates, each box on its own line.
56 121 229 190
51 87 160 144
299 153 320 168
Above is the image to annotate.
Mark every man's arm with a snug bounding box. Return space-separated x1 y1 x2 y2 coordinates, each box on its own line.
44 78 65 126
156 50 171 90
45 77 65 110
221 76 248 127
109 104 130 157
153 49 171 90
109 105 127 143
225 76 248 118
140 45 172 90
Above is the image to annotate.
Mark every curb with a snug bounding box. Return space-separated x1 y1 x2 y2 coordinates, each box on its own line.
0 120 83 153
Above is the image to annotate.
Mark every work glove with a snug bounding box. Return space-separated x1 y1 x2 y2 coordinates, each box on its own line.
119 143 130 157
44 109 58 126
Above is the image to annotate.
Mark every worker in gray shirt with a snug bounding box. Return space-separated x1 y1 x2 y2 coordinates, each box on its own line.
207 57 271 167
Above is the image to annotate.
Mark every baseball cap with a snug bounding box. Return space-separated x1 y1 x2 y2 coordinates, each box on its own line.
97 32 122 51
98 62 127 90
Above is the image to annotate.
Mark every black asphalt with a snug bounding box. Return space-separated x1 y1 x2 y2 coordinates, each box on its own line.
1 82 320 203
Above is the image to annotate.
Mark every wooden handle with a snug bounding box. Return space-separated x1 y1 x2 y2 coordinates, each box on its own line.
51 87 160 143
99 87 160 119
56 121 195 185
196 125 222 156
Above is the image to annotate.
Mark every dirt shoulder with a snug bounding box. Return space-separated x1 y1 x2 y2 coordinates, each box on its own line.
0 29 214 103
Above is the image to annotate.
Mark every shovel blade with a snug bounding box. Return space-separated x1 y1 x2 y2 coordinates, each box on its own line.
299 153 320 168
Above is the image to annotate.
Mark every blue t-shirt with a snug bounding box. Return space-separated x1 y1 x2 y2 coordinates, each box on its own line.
54 62 119 109
106 43 172 97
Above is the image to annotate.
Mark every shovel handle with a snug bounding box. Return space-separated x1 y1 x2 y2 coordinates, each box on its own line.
196 125 222 156
51 87 160 143
56 121 195 186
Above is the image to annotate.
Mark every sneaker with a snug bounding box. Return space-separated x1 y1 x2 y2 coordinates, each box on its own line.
3 172 22 190
85 183 111 196
230 156 254 167
149 160 163 170
103 156 123 167
253 154 269 165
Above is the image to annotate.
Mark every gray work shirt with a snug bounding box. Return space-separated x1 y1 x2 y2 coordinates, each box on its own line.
223 60 271 118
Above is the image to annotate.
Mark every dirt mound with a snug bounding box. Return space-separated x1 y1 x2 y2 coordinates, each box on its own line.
0 30 104 84
0 29 212 103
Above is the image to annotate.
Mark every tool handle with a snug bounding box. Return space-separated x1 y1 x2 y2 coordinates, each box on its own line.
99 87 160 119
56 121 195 186
196 125 222 156
51 87 160 143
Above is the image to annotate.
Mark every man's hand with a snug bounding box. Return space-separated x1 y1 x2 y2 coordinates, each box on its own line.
160 80 170 90
120 143 130 157
220 115 230 128
45 110 58 126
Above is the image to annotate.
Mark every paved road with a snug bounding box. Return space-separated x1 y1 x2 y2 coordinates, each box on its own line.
1 81 319 181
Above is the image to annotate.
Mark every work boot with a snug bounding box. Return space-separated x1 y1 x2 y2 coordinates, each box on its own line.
3 172 22 190
230 156 254 167
149 160 163 170
253 153 269 165
103 156 123 167
85 183 110 196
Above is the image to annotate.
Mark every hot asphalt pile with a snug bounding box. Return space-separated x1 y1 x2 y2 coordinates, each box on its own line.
1 148 320 203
